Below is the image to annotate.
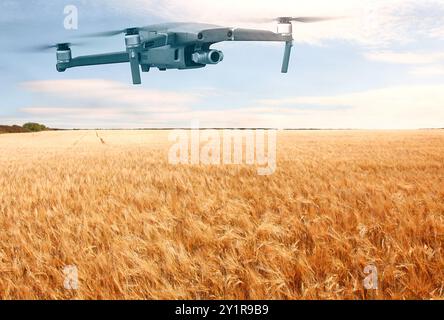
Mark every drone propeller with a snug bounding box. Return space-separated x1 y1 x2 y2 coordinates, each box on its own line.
245 16 342 24
281 16 340 23
28 42 84 52
78 28 139 38
78 23 192 38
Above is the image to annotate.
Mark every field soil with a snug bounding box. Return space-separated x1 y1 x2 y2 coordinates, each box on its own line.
0 130 443 299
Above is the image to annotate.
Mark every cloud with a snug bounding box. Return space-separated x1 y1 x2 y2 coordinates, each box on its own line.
365 51 444 64
409 66 444 76
19 79 200 127
257 84 444 129
259 85 444 110
19 79 444 129
20 107 125 119
22 79 199 111
365 50 444 77
100 0 444 46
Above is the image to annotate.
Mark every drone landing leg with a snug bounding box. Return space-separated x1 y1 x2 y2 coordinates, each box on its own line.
128 50 142 85
281 41 293 73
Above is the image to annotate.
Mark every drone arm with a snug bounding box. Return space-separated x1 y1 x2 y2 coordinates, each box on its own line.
231 29 291 42
196 28 291 43
57 52 130 70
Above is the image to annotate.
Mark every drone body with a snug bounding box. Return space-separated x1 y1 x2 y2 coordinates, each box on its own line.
53 18 334 85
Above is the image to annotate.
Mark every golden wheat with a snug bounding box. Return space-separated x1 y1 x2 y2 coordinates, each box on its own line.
0 130 443 300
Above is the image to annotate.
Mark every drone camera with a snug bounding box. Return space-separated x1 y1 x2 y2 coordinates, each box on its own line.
192 50 224 65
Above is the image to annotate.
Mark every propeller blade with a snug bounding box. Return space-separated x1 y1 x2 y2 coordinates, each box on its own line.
286 16 340 23
241 16 342 24
31 44 59 51
27 42 83 53
80 30 126 38
139 22 191 32
238 18 276 24
77 23 184 39
78 28 130 38
77 22 208 39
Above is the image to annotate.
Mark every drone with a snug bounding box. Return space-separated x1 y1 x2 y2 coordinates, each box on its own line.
40 17 337 85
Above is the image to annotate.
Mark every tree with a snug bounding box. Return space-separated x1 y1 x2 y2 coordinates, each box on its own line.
22 123 47 132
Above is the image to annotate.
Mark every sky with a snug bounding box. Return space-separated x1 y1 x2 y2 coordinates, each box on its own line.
0 0 443 129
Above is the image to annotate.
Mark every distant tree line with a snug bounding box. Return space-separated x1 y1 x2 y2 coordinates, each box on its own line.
0 123 49 134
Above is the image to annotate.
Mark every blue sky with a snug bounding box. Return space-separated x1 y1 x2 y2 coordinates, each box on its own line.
1 0 444 129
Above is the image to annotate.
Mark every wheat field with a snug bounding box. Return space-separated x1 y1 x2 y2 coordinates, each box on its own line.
0 130 443 300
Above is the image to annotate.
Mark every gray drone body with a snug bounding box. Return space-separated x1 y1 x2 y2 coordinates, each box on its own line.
53 18 333 85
